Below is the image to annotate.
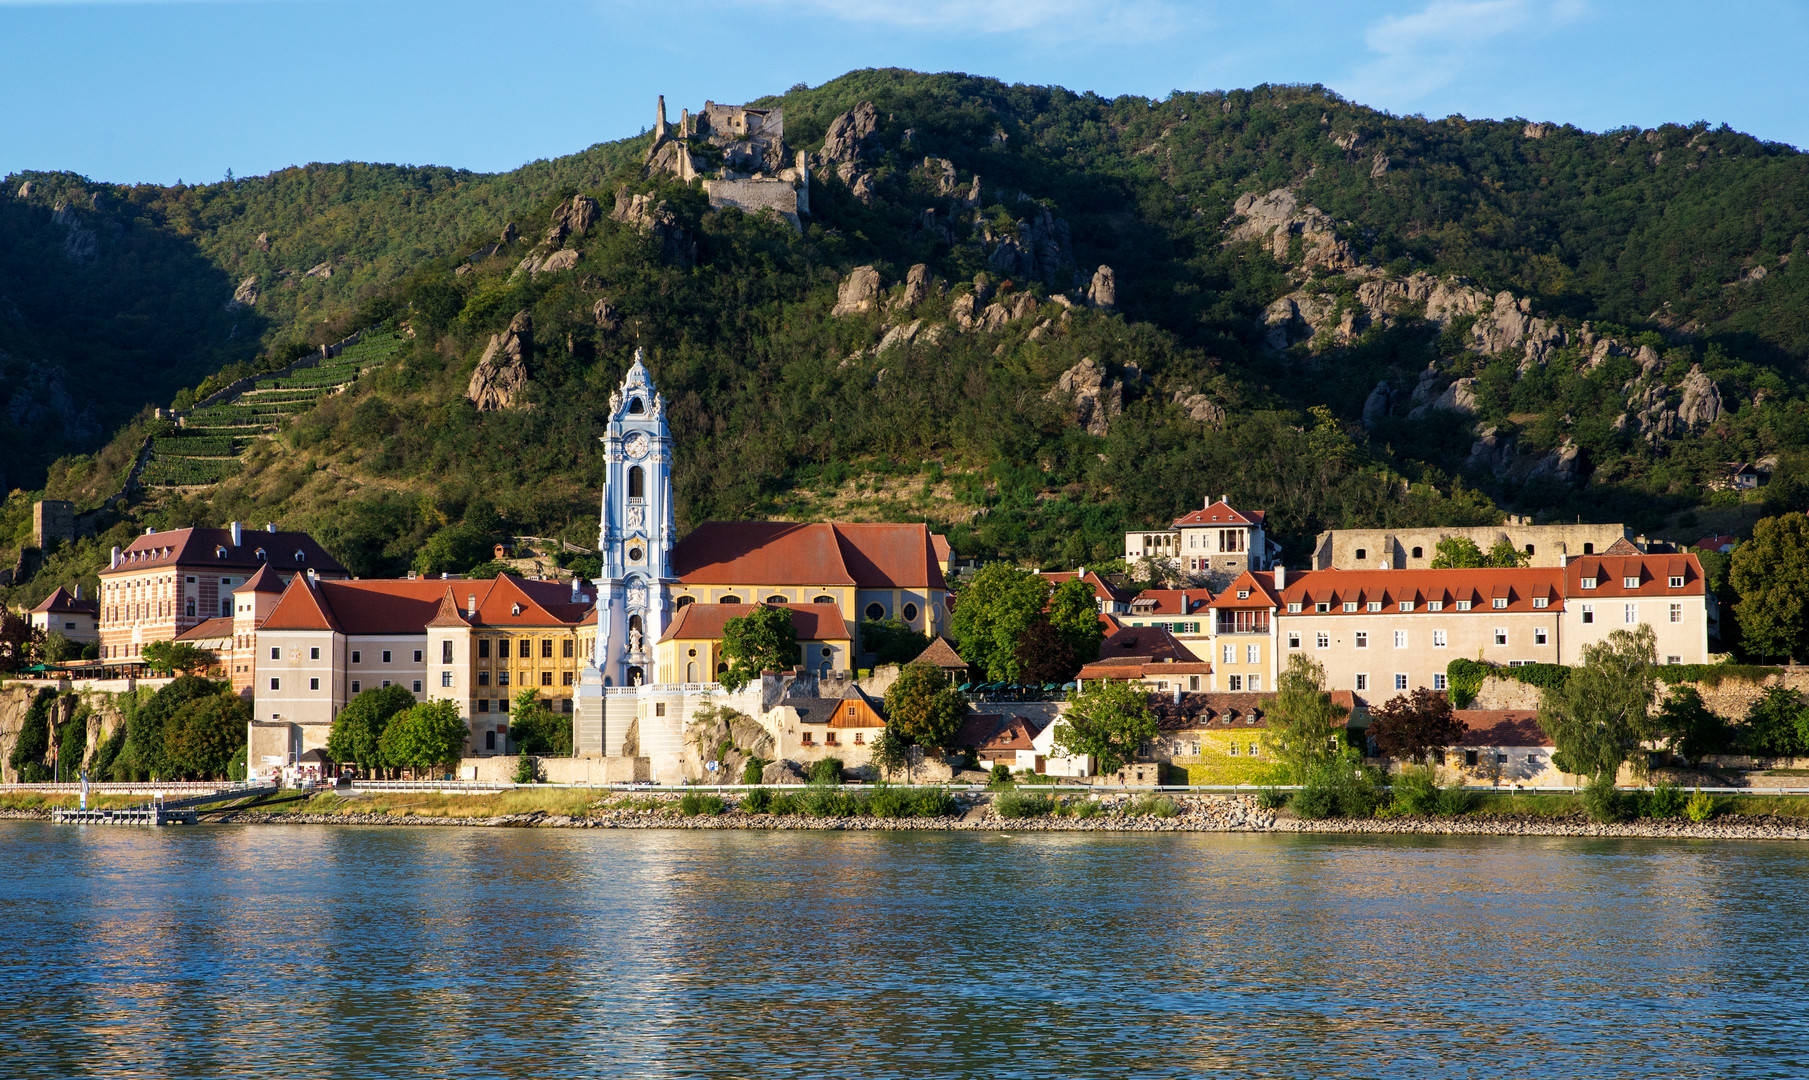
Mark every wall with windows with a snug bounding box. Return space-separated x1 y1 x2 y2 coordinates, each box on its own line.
1559 594 1708 666
250 629 343 726
426 623 594 753
1277 611 1559 697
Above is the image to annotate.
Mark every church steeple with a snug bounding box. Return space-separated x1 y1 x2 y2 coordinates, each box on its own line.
590 348 675 687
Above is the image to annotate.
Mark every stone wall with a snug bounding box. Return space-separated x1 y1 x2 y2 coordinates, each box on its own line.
457 755 649 784
1469 667 1808 718
702 178 801 231
1310 522 1634 570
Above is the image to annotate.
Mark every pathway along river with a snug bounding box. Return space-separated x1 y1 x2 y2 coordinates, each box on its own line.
2 823 1805 1078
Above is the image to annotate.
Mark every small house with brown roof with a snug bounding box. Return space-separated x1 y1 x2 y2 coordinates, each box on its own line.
909 637 968 678
953 712 1045 770
1439 709 1562 787
28 585 98 644
774 681 889 766
1123 497 1280 589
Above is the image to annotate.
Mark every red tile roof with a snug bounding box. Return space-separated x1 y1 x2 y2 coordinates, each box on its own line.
31 586 96 615
1206 570 1281 610
1566 554 1705 598
1097 625 1201 663
1172 501 1265 528
1277 567 1566 613
175 616 234 643
659 602 854 644
260 575 592 635
1128 589 1209 616
1042 570 1131 605
910 637 967 669
1454 710 1551 747
1077 658 1213 680
234 564 287 594
671 521 947 590
954 713 1044 753
1694 534 1737 554
101 526 346 577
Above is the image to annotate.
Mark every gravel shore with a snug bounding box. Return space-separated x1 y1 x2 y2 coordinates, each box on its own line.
8 793 1808 840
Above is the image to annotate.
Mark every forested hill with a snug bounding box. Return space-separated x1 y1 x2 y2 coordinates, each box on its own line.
6 68 1809 604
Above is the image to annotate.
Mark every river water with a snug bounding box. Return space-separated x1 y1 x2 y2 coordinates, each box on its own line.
2 823 1805 1078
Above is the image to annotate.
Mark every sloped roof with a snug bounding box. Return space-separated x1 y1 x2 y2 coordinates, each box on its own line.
953 712 1043 752
1128 589 1209 616
1173 501 1265 528
1042 569 1131 605
672 521 946 590
1278 567 1565 612
911 637 967 669
1077 658 1214 680
31 586 96 615
1694 534 1737 554
1455 710 1551 747
234 564 287 594
784 682 885 726
101 526 346 577
259 574 589 635
1600 536 1643 556
261 576 342 632
660 602 853 644
175 616 234 643
1567 554 1705 598
1097 625 1200 663
1206 570 1281 609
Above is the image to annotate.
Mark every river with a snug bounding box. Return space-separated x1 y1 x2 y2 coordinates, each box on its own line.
1 823 1804 1078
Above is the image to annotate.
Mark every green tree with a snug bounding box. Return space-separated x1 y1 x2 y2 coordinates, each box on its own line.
1539 624 1659 779
859 618 931 665
40 632 77 665
413 521 496 576
327 683 418 772
1053 678 1158 775
509 689 572 755
117 676 227 780
1013 619 1079 684
1430 537 1490 569
882 662 967 749
1730 513 1809 661
949 563 1050 681
1738 685 1809 758
868 726 913 782
1367 687 1465 763
376 699 469 775
6 689 56 779
1657 686 1732 767
1264 654 1348 782
718 605 799 691
1048 577 1105 662
162 690 250 778
141 641 217 676
1484 538 1529 567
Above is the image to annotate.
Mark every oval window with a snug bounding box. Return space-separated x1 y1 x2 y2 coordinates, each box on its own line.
865 602 885 621
821 646 833 658
902 602 919 622
629 546 644 562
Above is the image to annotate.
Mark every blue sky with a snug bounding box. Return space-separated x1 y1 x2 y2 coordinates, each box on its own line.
4 0 1806 185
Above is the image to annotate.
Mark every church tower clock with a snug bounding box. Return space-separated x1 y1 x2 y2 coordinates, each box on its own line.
591 349 676 686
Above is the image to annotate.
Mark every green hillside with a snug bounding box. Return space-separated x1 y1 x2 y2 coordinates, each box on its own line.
6 68 1809 605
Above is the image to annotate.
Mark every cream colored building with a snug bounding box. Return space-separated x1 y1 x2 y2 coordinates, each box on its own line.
1558 554 1710 666
1309 520 1640 570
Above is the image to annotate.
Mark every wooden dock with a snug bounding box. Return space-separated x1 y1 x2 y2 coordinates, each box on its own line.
51 783 277 827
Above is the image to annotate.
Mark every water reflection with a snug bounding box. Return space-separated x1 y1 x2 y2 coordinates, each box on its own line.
0 824 1805 1078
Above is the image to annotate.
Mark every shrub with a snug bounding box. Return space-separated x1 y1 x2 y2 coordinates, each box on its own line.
994 789 1056 819
1436 783 1477 817
807 757 845 785
1295 760 1385 819
1684 789 1718 822
766 791 806 816
742 757 768 785
1644 781 1686 819
988 763 1012 788
1125 795 1179 818
1067 799 1103 819
740 787 772 814
514 754 538 784
1291 782 1339 820
1256 787 1290 810
1580 774 1630 824
803 787 860 818
867 786 959 818
678 792 725 816
1391 767 1441 816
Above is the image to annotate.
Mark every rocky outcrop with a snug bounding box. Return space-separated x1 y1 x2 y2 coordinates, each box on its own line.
1421 377 1478 417
611 187 693 265
980 206 1073 283
1469 427 1581 486
891 263 932 310
593 298 621 331
682 707 774 783
304 262 333 280
226 275 259 311
1173 390 1226 428
533 249 580 275
761 759 807 785
1677 364 1723 427
821 101 880 164
466 311 532 412
255 231 271 252
1086 265 1117 310
545 194 600 247
1047 357 1123 436
832 265 882 316
1361 381 1392 427
1225 188 1355 270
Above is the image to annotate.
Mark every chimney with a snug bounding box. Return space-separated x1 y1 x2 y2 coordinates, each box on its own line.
1221 494 1231 506
306 568 318 583
74 584 81 600
230 521 242 547
1273 565 1286 590
110 546 120 569
467 593 478 618
265 522 276 533
1380 560 1390 570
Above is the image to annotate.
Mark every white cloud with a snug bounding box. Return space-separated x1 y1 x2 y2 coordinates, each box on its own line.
1345 0 1587 107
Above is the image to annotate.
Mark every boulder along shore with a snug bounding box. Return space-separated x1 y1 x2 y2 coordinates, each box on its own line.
6 794 1808 840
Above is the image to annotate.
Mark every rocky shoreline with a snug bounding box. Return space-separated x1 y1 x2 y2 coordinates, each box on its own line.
7 794 1809 840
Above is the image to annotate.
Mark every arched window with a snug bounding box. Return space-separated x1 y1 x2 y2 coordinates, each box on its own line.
675 596 694 609
686 661 698 682
813 595 835 605
1524 544 1535 556
1583 543 1595 555
719 595 742 605
865 602 886 621
716 661 729 675
1411 546 1423 559
255 548 267 562
293 550 305 563
628 466 644 499
628 397 644 414
902 602 919 623
766 595 788 604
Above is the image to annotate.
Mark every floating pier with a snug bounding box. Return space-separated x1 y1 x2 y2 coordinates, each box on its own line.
52 784 277 827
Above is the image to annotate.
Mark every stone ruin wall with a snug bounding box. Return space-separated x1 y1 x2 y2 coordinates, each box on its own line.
1312 522 1635 570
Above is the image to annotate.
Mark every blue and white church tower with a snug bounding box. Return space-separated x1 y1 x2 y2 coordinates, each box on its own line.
592 349 677 688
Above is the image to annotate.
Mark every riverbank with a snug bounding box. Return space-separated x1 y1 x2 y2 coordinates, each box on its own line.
6 789 1809 839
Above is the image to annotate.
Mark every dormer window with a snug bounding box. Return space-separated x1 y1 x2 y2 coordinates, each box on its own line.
1533 597 1549 609
1366 601 1382 612
1493 598 1508 609
1343 602 1358 612
1428 601 1443 612
294 550 306 563
1623 576 1639 589
1237 589 1251 600
1315 602 1330 613
1456 600 1472 611
255 548 267 562
1668 575 1684 588
1287 602 1302 613
1581 577 1597 590
216 547 226 558
511 603 523 616
1399 602 1413 612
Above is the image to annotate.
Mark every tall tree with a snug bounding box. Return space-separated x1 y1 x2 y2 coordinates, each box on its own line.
1047 577 1105 662
162 690 250 779
1429 537 1490 569
1014 619 1080 684
327 683 419 772
718 605 799 691
949 563 1050 681
1053 678 1158 775
1263 654 1348 782
883 662 968 750
1367 687 1465 763
859 618 932 666
1656 686 1732 767
1539 624 1659 779
509 689 572 755
377 700 469 775
1731 512 1809 661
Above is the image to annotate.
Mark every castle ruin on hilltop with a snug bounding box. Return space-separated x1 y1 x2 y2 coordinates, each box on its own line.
645 95 809 230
